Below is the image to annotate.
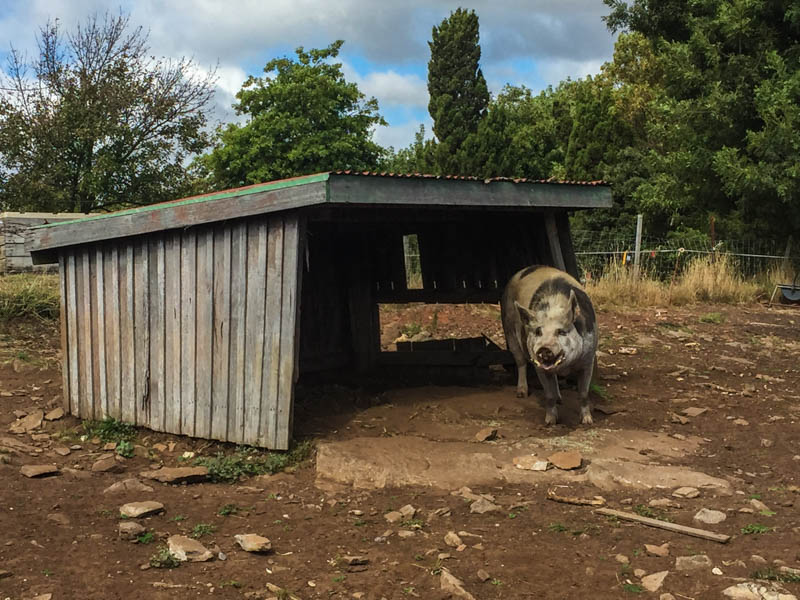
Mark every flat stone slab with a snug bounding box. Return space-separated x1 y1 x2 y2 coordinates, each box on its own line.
20 464 59 478
120 501 164 518
139 466 208 484
8 411 44 434
234 534 272 553
168 535 213 562
103 478 154 494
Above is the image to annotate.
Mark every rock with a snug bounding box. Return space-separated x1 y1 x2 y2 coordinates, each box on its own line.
750 498 770 512
761 439 774 448
62 467 91 480
693 508 727 525
713 567 723 575
0 570 11 579
103 478 154 494
20 464 59 478
398 504 416 519
234 534 272 553
722 582 798 600
31 433 50 442
615 554 629 564
46 513 70 526
641 571 669 592
384 510 403 524
138 466 208 484
660 594 676 600
683 407 708 417
645 543 670 557
92 454 124 473
513 455 550 471
8 411 44 434
440 568 476 600
675 555 712 571
119 521 147 540
102 442 117 451
634 568 646 578
119 501 164 518
342 555 369 566
41 406 62 422
167 535 213 562
650 498 681 509
740 507 755 514
474 428 497 442
751 555 768 565
469 497 501 514
444 531 463 547
673 487 700 498
152 443 168 452
781 566 800 576
548 450 582 470
477 569 490 582
53 446 71 456
733 418 750 426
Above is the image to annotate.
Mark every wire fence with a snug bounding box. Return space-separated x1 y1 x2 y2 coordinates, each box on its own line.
572 230 797 281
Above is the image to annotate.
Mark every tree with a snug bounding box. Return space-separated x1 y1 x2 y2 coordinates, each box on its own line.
427 8 490 175
200 41 386 189
382 125 435 174
0 13 216 213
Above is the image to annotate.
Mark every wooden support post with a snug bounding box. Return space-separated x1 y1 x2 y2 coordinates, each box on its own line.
348 237 380 372
545 212 566 271
633 213 643 279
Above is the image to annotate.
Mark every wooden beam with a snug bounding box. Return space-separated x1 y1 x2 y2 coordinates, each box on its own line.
545 211 566 271
596 508 731 544
378 350 513 367
375 288 502 304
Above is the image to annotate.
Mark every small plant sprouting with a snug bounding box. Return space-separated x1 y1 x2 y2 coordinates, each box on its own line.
116 440 134 458
699 312 724 324
741 523 772 535
751 568 800 583
191 523 216 538
622 582 643 593
218 503 240 516
547 522 568 533
170 515 187 522
136 532 155 544
149 546 180 569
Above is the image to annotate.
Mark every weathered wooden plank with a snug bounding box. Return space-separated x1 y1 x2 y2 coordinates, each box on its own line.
164 232 182 435
133 239 150 427
595 508 731 544
557 211 580 280
211 226 232 441
78 248 94 420
545 211 566 271
104 245 121 420
243 219 268 445
119 243 136 425
65 253 80 417
93 247 107 418
148 237 166 432
194 228 214 440
262 217 285 448
227 221 248 445
58 254 70 413
180 230 197 437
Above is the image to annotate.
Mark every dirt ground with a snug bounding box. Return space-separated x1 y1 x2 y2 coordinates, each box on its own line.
1 302 800 600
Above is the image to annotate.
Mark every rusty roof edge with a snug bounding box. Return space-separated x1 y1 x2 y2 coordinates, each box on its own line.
330 170 609 186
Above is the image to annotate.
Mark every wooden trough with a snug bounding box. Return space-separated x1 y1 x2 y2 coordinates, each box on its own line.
28 172 612 449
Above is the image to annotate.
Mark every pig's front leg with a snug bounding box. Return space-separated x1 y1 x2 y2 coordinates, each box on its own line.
576 362 594 425
535 367 560 425
515 358 528 398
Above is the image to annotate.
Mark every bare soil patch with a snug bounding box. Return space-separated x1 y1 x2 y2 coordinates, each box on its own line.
1 304 800 600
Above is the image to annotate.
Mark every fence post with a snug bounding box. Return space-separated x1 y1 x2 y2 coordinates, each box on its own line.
633 214 643 280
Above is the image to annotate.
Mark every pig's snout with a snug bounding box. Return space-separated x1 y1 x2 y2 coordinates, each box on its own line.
535 347 564 369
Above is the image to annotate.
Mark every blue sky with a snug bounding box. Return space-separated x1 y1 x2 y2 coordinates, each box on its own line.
0 0 617 150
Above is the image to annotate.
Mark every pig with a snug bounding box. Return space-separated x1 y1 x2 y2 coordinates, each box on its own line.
501 265 597 426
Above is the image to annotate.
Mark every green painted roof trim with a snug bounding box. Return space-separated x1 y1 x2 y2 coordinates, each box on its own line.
33 172 331 230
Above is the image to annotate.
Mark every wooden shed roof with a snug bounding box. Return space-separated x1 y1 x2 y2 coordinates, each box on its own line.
28 171 612 261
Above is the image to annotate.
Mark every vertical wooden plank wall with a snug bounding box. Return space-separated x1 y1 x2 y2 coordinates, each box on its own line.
58 213 304 450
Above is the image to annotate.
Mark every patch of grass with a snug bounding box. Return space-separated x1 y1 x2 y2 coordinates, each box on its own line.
81 418 137 444
547 522 568 533
136 532 155 544
759 509 776 517
0 273 60 321
191 523 216 538
400 518 424 529
332 575 346 583
149 546 180 569
353 519 367 527
589 382 610 401
741 523 773 535
219 580 242 589
400 322 422 337
115 440 134 458
42 568 53 577
170 515 187 522
751 568 800 583
218 503 240 516
622 583 643 593
699 312 724 324
194 441 312 483
633 504 672 522
491 578 503 586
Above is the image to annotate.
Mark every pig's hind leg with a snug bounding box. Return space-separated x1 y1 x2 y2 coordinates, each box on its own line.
506 327 529 398
535 368 560 426
576 362 594 425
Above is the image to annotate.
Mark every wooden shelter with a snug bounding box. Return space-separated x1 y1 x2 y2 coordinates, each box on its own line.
28 172 611 449
1 212 96 273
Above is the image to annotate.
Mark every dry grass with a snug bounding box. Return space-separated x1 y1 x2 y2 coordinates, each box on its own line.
586 255 774 308
0 273 60 320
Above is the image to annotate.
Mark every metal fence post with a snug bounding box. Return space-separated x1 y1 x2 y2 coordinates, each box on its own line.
633 214 643 280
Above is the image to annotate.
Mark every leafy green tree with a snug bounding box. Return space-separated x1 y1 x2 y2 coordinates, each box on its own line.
382 125 435 174
200 41 386 189
427 8 490 175
0 13 216 213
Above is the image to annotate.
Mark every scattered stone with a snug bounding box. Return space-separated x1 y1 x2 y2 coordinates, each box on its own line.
781 566 800 576
234 534 272 553
92 454 124 473
547 450 582 470
119 521 147 540
673 487 700 499
513 455 550 471
341 555 368 566
384 510 403 524
722 582 798 600
740 508 755 514
634 568 646 578
8 411 44 434
671 413 689 425
683 407 708 417
641 571 669 592
733 418 750 426
398 504 416 519
645 543 670 557
103 478 154 494
397 530 416 539
477 569 490 582
650 498 682 509
20 464 59 478
713 567 723 575
167 535 213 562
675 555 712 571
152 443 168 452
119 501 164 518
31 433 50 442
750 498 770 512
139 466 208 484
660 594 676 600
0 570 11 579
46 512 70 526
693 508 727 525
469 497 501 514
53 446 71 456
474 428 497 442
615 554 629 564
440 568 476 600
761 439 774 448
444 531 463 548
102 442 117 451
751 555 768 565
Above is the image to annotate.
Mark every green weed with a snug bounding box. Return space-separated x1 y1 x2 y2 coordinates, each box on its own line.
150 546 180 569
548 522 568 533
0 273 60 321
81 418 137 444
191 523 216 538
194 441 312 483
741 523 772 535
218 503 240 516
699 312 724 324
622 583 643 593
136 532 155 544
751 568 800 583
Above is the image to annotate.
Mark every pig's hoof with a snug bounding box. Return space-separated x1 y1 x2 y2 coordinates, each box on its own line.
516 388 528 398
581 414 594 425
545 411 558 426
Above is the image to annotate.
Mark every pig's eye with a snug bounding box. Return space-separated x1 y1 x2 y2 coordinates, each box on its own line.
557 328 568 336
534 327 542 337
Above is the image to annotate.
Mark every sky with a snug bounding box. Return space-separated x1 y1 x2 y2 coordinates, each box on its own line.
0 0 617 150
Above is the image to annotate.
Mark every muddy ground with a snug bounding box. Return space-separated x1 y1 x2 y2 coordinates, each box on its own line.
1 302 799 600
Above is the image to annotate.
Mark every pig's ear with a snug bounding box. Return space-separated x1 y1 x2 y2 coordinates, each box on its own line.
568 289 580 323
514 301 536 326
